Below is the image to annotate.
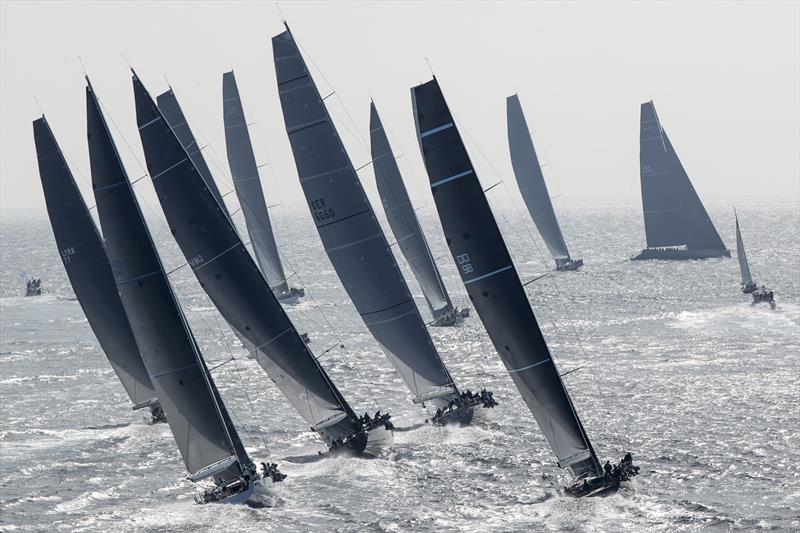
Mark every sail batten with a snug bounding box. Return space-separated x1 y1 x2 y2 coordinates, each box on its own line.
413 77 600 478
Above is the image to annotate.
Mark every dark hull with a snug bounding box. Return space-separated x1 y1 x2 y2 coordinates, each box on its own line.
555 258 583 271
431 404 476 426
631 248 731 260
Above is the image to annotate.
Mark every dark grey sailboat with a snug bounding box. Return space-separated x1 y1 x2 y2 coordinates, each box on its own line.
369 101 469 326
222 71 304 303
633 100 729 260
412 77 637 497
87 75 281 503
506 95 582 271
135 72 391 455
735 210 775 307
273 25 495 425
34 115 164 423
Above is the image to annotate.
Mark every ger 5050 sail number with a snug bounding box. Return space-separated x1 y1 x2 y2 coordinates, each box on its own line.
310 198 335 223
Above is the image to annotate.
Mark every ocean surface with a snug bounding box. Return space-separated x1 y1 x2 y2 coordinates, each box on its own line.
1 198 798 532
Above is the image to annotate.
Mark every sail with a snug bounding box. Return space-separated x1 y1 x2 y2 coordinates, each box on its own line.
157 88 231 219
87 76 248 479
222 71 290 296
735 211 753 286
34 116 158 411
639 101 727 251
135 73 357 443
369 102 453 318
272 27 458 408
412 77 600 478
506 95 572 265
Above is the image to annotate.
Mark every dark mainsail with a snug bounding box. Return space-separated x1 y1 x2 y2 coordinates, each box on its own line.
272 27 459 411
134 72 362 447
506 95 582 271
157 88 231 220
634 100 729 260
222 71 293 298
34 115 162 419
369 101 459 326
413 77 601 479
87 76 250 483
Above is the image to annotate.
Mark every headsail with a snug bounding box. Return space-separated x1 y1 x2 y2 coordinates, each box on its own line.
87 76 249 481
135 72 359 445
272 27 459 410
34 116 160 415
369 102 455 323
412 77 601 478
638 101 728 255
506 95 576 269
222 71 291 297
735 210 753 287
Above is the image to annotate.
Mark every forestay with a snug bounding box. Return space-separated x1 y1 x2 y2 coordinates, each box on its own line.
88 75 248 481
222 71 290 296
735 211 753 287
272 27 458 409
34 116 159 412
135 73 358 444
412 77 601 479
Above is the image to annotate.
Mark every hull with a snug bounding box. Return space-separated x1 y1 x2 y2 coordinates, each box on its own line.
555 258 583 271
276 286 305 304
631 247 731 260
431 404 476 426
362 424 394 457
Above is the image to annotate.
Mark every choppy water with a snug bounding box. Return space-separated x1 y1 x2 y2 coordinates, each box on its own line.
1 198 798 532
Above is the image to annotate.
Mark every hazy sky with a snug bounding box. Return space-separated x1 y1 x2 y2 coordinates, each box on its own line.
1 1 798 214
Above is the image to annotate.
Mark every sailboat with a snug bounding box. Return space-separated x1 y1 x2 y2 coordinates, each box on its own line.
222 71 304 303
412 77 638 497
134 72 391 455
632 100 730 260
86 75 282 503
735 210 775 308
272 25 496 425
506 95 582 271
369 102 470 326
34 115 165 423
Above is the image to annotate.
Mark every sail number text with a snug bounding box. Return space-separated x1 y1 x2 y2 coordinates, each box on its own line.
310 198 335 223
60 247 77 265
456 253 474 274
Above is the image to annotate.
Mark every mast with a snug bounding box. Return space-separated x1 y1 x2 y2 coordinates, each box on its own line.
272 26 460 411
506 95 575 269
412 77 601 479
222 71 291 297
87 75 249 481
735 210 753 288
33 115 161 417
369 101 456 323
133 72 360 446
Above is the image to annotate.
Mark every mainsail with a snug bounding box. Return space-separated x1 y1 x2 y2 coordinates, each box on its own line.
636 101 728 257
34 115 160 416
222 71 291 297
412 77 601 478
157 88 231 220
369 101 456 324
87 76 249 482
735 210 753 288
134 72 359 444
506 95 577 270
272 26 459 410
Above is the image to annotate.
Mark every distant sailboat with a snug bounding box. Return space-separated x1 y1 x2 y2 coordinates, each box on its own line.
506 95 583 271
87 75 282 503
222 71 304 303
135 72 391 455
273 25 495 425
369 101 469 326
632 100 729 260
34 115 164 423
412 77 638 497
735 210 775 308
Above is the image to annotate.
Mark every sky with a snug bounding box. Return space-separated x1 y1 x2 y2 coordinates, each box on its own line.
1 0 798 214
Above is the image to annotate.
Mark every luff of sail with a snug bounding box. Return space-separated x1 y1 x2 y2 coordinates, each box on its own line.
735 210 754 289
272 26 459 410
369 101 456 325
412 77 601 478
506 95 579 270
634 100 729 259
135 73 360 445
222 71 291 297
88 76 249 482
34 115 161 417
